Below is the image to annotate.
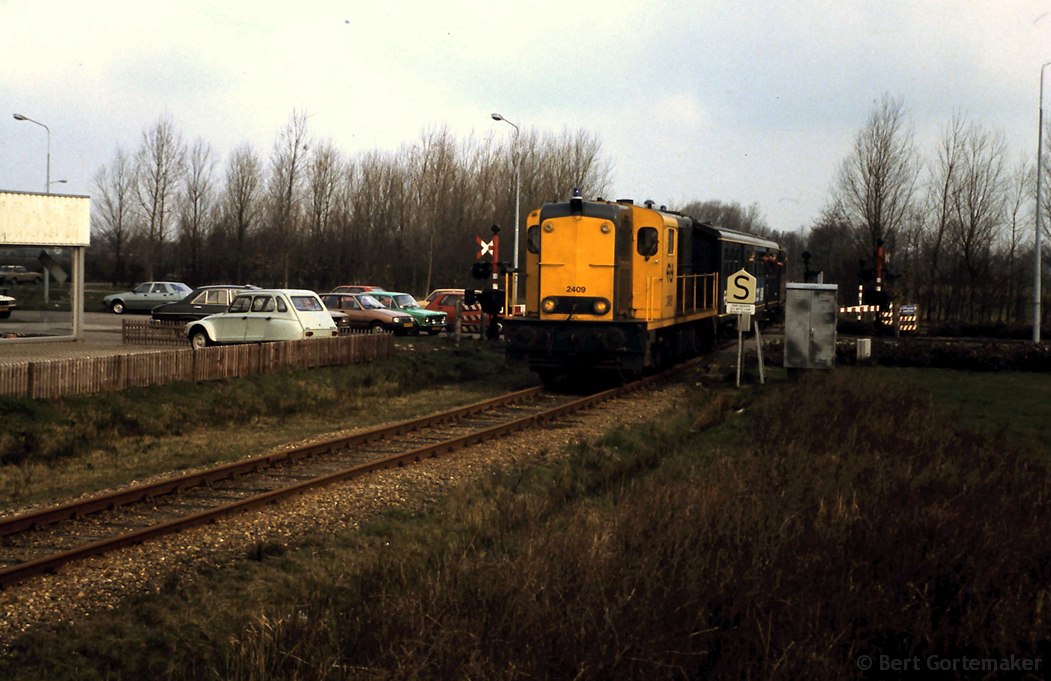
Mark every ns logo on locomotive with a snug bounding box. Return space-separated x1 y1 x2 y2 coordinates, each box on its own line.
502 189 785 386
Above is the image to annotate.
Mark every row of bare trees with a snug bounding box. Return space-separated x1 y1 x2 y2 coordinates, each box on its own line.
799 94 1048 329
90 112 612 296
92 100 1048 328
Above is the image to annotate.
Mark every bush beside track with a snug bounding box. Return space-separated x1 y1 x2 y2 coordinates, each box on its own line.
764 336 1051 372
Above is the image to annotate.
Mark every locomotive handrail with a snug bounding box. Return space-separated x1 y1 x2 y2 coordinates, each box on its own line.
675 273 718 315
641 272 720 319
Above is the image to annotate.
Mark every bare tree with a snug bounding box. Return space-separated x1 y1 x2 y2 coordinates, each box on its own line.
835 95 919 254
265 111 309 287
407 126 461 295
528 128 612 205
221 143 264 283
948 123 1008 320
801 203 864 303
921 114 968 320
304 139 344 288
135 115 186 279
92 148 138 285
347 150 410 287
179 138 216 284
1001 157 1034 322
679 200 770 235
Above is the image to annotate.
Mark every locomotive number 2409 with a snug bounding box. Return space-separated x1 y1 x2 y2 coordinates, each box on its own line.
565 286 587 293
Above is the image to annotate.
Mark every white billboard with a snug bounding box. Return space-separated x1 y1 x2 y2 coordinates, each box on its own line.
0 190 90 246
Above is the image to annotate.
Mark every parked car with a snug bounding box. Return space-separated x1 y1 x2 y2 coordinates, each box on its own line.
331 284 385 294
423 288 466 329
328 309 353 333
104 281 192 314
186 289 338 349
0 265 42 285
369 291 447 335
0 293 15 319
321 292 416 335
151 284 259 321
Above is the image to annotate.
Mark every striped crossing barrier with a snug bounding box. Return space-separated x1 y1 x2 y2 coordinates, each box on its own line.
458 304 484 336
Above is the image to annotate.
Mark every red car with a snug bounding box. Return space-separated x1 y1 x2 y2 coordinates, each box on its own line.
423 288 465 329
332 284 385 294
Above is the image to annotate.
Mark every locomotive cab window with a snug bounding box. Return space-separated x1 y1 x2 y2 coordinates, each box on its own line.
637 227 659 258
666 228 675 255
526 225 540 254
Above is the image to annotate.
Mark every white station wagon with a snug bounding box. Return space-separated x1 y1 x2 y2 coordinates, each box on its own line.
186 289 338 349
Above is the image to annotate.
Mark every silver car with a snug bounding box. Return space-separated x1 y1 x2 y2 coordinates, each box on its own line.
104 281 192 314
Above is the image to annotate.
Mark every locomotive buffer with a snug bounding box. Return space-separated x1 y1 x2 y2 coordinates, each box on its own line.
725 269 764 387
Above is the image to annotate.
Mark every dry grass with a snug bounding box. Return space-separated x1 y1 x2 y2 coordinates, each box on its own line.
2 368 1049 680
0 340 532 511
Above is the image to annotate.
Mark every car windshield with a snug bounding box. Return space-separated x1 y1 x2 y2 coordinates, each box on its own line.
291 295 323 312
358 295 384 309
172 283 192 295
394 294 419 308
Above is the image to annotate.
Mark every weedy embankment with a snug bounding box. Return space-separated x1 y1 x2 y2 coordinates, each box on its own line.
1 367 1049 680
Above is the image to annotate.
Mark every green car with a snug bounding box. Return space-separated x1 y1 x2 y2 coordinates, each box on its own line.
369 291 447 335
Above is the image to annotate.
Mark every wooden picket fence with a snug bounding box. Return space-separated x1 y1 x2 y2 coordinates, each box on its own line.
121 318 188 346
0 333 393 400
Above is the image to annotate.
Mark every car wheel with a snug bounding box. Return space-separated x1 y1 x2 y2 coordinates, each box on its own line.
369 322 386 334
189 329 211 349
110 300 125 314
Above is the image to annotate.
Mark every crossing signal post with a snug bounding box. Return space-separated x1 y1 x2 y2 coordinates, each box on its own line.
472 225 505 339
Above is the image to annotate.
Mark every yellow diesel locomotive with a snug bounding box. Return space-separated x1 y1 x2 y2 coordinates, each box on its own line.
503 190 784 384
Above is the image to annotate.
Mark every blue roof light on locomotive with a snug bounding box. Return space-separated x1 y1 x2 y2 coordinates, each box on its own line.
503 191 784 385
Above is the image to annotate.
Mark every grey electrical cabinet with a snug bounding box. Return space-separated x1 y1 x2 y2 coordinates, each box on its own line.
784 283 838 370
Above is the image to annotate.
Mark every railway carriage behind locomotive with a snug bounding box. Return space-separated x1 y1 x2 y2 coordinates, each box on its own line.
503 191 784 384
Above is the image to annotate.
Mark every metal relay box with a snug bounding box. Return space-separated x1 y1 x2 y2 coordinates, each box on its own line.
784 283 838 370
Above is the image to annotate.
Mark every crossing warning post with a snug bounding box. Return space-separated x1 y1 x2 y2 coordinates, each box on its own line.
726 269 763 388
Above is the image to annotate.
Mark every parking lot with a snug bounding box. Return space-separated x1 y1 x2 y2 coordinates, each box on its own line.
0 311 148 364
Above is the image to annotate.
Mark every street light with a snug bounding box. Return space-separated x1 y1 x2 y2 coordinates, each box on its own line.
1035 63 1051 343
491 112 521 308
12 113 51 194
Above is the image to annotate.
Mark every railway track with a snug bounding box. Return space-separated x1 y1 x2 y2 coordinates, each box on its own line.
0 370 678 589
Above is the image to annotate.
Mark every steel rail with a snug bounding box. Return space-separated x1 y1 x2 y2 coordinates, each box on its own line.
0 386 544 538
0 374 672 589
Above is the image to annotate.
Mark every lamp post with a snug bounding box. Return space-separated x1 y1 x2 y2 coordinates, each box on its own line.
1036 63 1051 343
12 113 51 194
491 112 521 308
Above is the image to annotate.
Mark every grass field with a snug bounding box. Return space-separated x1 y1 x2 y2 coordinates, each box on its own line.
0 359 1048 679
0 339 536 509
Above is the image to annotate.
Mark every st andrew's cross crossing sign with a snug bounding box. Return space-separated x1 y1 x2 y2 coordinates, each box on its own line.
475 234 498 260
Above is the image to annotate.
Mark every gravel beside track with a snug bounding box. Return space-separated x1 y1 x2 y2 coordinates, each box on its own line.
0 378 697 647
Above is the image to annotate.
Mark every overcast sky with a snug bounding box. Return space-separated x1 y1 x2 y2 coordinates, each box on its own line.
2 0 1051 232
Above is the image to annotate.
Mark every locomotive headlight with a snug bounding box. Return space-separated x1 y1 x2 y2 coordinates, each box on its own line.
541 297 558 313
543 222 554 233
592 299 610 315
